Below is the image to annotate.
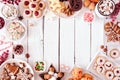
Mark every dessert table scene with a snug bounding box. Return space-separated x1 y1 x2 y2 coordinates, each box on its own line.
0 0 120 80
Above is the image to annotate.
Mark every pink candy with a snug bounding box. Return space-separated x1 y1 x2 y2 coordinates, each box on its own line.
0 50 9 65
0 0 21 5
84 12 94 23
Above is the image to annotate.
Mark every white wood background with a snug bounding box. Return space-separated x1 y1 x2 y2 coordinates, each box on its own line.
0 2 108 80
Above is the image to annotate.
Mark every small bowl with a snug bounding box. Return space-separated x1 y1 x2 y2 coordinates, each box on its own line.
1 4 18 20
34 61 46 73
5 20 26 41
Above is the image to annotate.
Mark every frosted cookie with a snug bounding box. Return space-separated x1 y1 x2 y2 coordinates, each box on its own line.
113 77 120 80
110 49 120 59
96 65 105 74
105 71 114 80
104 61 113 70
96 56 106 66
113 68 120 77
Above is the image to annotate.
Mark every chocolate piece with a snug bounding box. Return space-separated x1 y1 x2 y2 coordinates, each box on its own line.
69 0 82 11
13 44 24 55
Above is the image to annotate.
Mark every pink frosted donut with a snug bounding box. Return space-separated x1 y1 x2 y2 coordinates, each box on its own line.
96 65 105 74
113 68 120 77
104 61 113 70
113 77 120 80
105 71 114 80
110 49 120 59
96 57 106 66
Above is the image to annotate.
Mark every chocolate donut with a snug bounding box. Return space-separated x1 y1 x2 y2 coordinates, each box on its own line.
68 0 82 11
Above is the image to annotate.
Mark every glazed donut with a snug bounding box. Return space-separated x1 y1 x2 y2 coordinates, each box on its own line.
69 0 82 11
110 49 120 59
23 9 32 18
96 57 106 66
39 1 46 10
29 2 39 11
105 71 114 80
104 61 113 70
33 10 42 18
104 22 114 32
113 68 120 77
23 0 30 8
113 77 120 80
96 65 105 74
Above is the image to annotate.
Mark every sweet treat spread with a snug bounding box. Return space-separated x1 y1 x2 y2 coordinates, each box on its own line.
0 17 5 29
35 61 46 72
0 62 33 80
39 64 64 80
6 21 25 40
110 49 120 59
13 44 24 55
104 21 120 42
84 0 100 10
49 0 82 17
22 0 46 18
1 4 18 20
97 0 115 16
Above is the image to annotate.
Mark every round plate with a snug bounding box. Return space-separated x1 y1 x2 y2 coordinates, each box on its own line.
1 4 18 20
0 59 34 80
5 20 26 41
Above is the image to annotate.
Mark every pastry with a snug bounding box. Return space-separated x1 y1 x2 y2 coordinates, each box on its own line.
23 9 32 18
0 17 5 29
29 2 39 11
84 0 91 7
39 1 46 10
110 49 120 59
69 0 82 11
88 2 95 11
104 61 113 70
96 65 105 74
96 56 105 66
113 68 120 77
105 71 114 80
72 68 83 79
113 77 120 80
33 10 42 18
5 63 19 74
104 22 114 32
81 73 93 80
23 0 30 8
31 0 40 2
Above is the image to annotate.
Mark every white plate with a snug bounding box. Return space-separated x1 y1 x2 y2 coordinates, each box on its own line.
0 59 34 80
5 20 26 41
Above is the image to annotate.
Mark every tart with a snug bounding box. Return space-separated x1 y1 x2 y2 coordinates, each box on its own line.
33 10 42 18
23 0 30 8
29 2 39 11
39 1 46 10
0 17 5 29
23 9 32 18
